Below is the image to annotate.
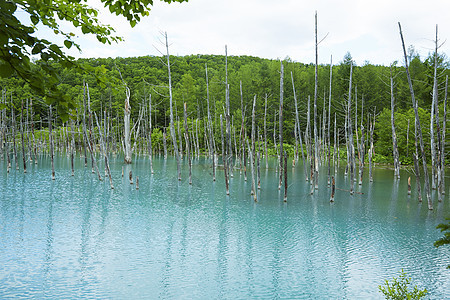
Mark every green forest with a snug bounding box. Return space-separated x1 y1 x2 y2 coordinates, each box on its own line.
1 48 449 166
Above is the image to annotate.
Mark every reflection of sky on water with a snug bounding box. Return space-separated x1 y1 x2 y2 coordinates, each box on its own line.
0 155 448 299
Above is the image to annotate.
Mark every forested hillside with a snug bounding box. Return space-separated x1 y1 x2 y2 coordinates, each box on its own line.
1 50 449 165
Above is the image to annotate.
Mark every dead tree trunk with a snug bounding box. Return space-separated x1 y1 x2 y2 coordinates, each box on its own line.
49 105 55 180
313 11 319 191
279 61 284 190
220 115 229 195
432 26 442 202
183 103 192 185
327 56 333 186
441 75 447 195
390 66 400 179
70 118 75 176
148 94 154 174
11 103 19 170
20 100 27 173
398 22 432 210
291 72 308 180
368 113 375 182
246 139 257 202
347 63 355 194
165 32 181 180
225 45 233 177
123 86 132 164
94 112 114 189
284 150 288 202
264 93 269 169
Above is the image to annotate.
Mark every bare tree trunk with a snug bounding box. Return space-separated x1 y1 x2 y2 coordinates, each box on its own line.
220 115 229 195
284 150 288 202
306 96 311 167
347 63 355 194
94 112 114 189
251 95 257 190
70 118 75 176
330 176 335 202
48 105 55 180
441 75 447 195
398 22 432 210
291 72 308 180
368 114 374 183
123 86 132 164
225 45 233 177
183 103 192 185
165 32 181 180
246 139 257 202
327 56 333 186
163 128 167 159
313 11 319 191
390 66 400 179
279 61 284 190
264 93 269 169
413 117 422 202
20 100 27 173
148 94 154 174
11 103 19 170
257 132 261 189
432 26 442 202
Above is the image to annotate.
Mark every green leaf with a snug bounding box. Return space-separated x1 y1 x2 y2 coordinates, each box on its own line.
64 40 72 49
0 103 8 110
130 20 136 28
30 15 39 25
0 62 14 77
32 43 45 55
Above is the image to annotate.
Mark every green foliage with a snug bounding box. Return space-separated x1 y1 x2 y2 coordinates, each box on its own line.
375 107 435 165
0 0 187 121
379 269 428 300
434 217 450 269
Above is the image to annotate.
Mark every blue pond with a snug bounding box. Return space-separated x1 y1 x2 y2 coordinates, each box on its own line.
0 154 449 299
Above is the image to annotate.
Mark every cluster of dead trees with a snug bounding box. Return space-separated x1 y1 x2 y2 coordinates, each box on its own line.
0 23 447 210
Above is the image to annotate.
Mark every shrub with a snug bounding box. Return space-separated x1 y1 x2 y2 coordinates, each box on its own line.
378 269 427 300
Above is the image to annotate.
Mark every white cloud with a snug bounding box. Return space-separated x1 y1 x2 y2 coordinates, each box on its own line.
63 0 450 66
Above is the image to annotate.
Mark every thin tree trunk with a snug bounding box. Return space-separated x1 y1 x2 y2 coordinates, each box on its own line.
291 72 308 180
220 115 229 195
70 118 75 176
279 61 284 190
225 45 233 177
148 94 154 174
11 103 19 170
20 100 27 173
247 139 257 202
123 86 132 164
432 26 442 201
284 150 288 202
264 93 269 169
94 112 114 189
163 128 167 159
368 114 374 182
347 63 355 194
313 11 319 191
327 56 333 186
183 103 192 185
398 22 432 209
49 105 55 180
391 66 400 179
440 75 447 195
165 32 181 180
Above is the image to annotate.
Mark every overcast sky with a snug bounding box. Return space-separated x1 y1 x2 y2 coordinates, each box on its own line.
62 0 449 66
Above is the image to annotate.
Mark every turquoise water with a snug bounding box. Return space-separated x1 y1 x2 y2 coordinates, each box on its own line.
0 154 449 299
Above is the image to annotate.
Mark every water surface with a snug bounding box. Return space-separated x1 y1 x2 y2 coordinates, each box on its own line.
0 154 449 299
